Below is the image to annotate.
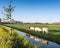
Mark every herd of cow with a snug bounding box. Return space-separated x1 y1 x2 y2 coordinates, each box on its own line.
29 27 48 33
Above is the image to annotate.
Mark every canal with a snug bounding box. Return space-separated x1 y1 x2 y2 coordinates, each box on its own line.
17 30 60 48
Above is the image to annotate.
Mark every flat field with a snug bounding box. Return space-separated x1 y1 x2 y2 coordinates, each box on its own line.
4 24 60 44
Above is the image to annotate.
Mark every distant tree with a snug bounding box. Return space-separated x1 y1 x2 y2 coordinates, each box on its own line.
2 0 15 20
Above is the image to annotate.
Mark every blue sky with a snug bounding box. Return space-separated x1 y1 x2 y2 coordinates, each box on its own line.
0 0 60 23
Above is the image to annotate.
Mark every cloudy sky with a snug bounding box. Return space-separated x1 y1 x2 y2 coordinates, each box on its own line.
0 0 60 23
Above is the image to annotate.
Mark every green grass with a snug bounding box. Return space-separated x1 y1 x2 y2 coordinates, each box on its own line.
3 24 60 44
0 25 40 48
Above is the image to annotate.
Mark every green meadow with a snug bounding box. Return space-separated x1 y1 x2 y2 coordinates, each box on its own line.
4 24 60 44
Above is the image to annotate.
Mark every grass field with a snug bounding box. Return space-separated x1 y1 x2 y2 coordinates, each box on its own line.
4 24 60 44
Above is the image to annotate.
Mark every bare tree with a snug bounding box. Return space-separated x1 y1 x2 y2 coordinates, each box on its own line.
2 0 15 20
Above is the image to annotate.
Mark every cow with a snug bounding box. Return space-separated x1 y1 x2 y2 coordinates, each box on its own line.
35 27 42 32
29 27 35 31
42 27 48 33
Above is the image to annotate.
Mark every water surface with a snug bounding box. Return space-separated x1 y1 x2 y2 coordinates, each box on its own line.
17 30 60 48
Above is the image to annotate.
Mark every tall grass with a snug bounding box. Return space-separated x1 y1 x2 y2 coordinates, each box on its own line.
0 25 40 48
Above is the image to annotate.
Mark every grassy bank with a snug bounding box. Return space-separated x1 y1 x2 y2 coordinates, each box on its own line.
3 24 60 44
0 25 40 48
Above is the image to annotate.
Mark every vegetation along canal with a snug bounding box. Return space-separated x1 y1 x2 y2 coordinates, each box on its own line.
17 30 60 48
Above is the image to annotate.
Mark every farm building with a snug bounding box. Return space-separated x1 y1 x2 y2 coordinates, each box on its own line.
0 18 23 24
1 19 16 23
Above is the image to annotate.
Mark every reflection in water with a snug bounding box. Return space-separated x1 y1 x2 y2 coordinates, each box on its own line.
26 34 49 45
